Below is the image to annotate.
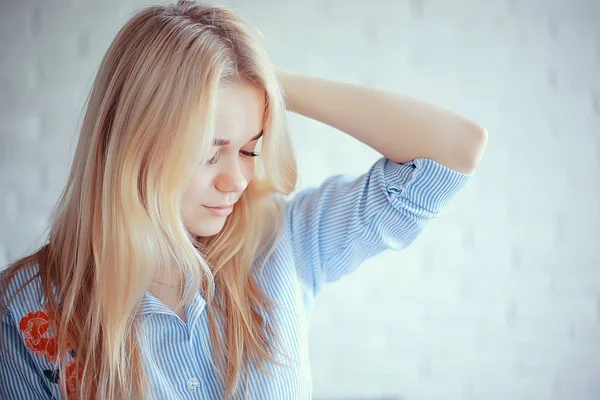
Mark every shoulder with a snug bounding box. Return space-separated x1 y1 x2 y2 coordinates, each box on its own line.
1 262 62 359
1 263 50 331
0 264 64 398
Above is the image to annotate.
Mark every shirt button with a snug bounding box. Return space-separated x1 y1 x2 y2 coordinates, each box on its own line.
187 377 200 391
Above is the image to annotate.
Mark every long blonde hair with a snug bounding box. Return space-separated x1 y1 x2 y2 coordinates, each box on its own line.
0 1 297 398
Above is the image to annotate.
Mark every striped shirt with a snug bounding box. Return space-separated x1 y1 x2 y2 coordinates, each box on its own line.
0 157 471 399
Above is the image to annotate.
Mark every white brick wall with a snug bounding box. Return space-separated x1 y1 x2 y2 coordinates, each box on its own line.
1 1 599 399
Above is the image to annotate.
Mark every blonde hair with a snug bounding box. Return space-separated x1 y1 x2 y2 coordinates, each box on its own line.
0 1 297 398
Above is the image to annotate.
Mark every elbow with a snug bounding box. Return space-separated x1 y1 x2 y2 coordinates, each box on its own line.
458 124 488 174
419 123 489 174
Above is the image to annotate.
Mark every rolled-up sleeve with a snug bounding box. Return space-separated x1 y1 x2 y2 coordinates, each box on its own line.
285 157 472 295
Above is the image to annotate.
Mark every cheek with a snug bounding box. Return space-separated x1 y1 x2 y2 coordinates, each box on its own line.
181 174 212 209
245 161 256 182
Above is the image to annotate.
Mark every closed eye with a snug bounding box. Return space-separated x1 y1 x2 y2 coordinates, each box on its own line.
206 150 259 166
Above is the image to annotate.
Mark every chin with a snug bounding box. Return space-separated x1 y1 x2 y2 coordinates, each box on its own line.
192 220 227 238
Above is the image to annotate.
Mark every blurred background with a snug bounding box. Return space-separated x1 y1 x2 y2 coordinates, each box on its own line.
1 0 599 399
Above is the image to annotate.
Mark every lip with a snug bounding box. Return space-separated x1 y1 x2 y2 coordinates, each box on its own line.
203 204 234 216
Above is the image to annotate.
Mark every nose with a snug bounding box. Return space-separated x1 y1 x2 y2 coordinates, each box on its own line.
214 161 248 194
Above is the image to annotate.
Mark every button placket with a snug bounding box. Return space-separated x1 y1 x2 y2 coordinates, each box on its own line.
187 331 207 398
183 292 208 398
185 292 206 341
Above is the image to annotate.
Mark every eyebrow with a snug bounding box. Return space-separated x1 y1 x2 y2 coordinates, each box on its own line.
213 130 263 146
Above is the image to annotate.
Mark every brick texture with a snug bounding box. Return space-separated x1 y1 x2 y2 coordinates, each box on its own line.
1 1 599 399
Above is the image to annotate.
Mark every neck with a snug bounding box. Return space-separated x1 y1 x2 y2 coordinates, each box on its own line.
151 279 182 289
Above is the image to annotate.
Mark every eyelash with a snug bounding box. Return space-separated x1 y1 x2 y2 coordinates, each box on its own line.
206 150 260 166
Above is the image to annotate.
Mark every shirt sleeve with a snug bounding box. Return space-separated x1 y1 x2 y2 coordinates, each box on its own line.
0 309 54 399
285 156 472 296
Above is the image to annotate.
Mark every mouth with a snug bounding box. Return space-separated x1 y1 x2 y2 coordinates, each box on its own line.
202 204 234 217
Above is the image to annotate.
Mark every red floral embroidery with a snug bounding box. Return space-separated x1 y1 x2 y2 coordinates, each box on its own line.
63 359 83 399
19 311 57 361
45 336 59 363
19 309 81 397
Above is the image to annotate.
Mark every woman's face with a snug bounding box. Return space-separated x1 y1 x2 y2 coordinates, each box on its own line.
181 83 265 237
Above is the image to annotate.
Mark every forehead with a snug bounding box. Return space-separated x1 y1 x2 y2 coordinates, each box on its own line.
214 83 265 142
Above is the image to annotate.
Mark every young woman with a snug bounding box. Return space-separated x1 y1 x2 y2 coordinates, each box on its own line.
0 1 487 399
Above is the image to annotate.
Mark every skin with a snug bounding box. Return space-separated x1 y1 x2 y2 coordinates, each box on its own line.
181 82 265 238
275 67 487 174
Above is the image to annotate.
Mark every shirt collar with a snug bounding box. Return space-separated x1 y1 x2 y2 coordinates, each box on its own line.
138 290 207 319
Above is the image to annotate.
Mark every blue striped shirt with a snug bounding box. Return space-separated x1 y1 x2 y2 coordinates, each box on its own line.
0 157 471 399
